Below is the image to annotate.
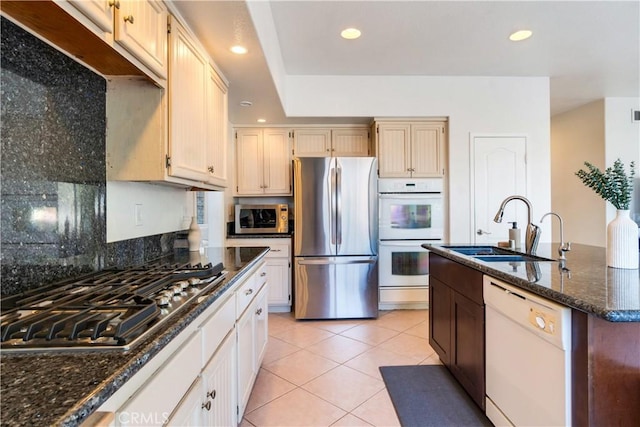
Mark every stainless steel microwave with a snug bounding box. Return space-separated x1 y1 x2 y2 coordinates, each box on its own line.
234 204 289 234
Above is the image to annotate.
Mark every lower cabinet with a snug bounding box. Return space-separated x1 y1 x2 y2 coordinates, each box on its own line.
226 238 292 312
95 259 267 427
237 280 269 421
428 253 485 410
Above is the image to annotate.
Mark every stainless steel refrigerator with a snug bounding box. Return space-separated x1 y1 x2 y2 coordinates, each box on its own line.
293 157 378 319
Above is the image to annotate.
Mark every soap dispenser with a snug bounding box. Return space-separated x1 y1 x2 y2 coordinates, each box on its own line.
508 222 521 249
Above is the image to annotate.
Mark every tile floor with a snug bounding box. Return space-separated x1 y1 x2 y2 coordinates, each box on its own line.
240 310 441 427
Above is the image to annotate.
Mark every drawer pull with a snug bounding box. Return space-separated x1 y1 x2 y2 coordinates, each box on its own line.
245 288 253 296
260 272 267 277
108 0 120 9
271 249 282 252
202 400 211 411
256 308 263 316
123 15 134 24
207 389 217 400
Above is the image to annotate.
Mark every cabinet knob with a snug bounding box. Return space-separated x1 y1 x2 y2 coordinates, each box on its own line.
245 288 253 296
208 166 214 173
207 389 217 400
256 308 263 316
201 400 211 411
123 15 134 24
108 0 120 9
326 148 330 152
260 272 266 277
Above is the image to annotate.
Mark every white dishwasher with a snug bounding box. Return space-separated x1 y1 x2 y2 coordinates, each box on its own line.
484 276 572 427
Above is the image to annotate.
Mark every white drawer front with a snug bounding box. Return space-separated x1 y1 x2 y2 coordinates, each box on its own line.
265 244 290 258
380 287 429 303
236 273 257 318
200 296 235 365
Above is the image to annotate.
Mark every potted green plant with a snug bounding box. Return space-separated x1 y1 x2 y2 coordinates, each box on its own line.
576 159 637 269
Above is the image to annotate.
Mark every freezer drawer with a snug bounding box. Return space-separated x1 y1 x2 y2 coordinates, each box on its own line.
294 257 378 319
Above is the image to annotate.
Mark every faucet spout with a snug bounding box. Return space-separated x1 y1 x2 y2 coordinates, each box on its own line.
493 195 541 255
540 211 571 260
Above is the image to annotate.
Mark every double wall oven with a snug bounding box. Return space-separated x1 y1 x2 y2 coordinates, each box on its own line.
378 178 444 305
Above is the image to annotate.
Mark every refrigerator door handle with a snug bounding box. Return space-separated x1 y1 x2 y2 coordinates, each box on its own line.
336 165 342 249
330 166 336 245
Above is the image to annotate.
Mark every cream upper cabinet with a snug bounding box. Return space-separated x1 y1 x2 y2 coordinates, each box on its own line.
206 64 228 187
292 129 331 156
376 121 445 177
65 0 167 81
115 0 168 79
293 127 370 157
235 128 292 196
67 0 114 33
168 17 208 182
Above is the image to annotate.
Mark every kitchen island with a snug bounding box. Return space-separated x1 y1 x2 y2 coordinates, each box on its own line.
425 243 640 426
0 246 268 427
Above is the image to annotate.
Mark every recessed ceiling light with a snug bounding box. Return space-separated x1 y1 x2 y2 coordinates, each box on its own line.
340 28 361 40
230 45 248 54
239 101 252 107
257 119 266 123
509 30 532 42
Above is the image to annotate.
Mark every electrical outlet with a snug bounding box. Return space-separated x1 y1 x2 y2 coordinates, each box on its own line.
135 204 143 226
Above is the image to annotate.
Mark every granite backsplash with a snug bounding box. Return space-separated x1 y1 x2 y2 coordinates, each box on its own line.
0 18 177 296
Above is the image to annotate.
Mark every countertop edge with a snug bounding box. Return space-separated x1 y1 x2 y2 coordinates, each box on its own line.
57 248 269 427
426 245 640 323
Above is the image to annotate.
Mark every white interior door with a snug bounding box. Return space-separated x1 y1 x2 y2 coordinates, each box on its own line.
472 136 527 245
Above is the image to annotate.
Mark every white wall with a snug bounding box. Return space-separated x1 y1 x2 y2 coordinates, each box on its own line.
282 75 552 243
550 100 606 246
106 182 194 243
604 98 640 224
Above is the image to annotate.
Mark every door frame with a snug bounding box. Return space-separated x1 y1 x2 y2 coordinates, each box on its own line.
469 133 528 243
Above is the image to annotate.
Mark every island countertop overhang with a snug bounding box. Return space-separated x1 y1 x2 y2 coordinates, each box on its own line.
424 243 640 322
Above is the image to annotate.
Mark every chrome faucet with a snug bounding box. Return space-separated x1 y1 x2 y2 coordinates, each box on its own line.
540 212 571 261
493 195 541 255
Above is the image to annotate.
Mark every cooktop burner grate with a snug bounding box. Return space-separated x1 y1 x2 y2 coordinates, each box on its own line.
1 262 226 352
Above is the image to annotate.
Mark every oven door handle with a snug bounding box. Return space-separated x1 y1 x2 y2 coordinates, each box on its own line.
379 193 442 199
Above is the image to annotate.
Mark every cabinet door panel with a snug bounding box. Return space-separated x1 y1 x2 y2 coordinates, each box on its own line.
266 258 290 306
68 0 114 33
377 123 411 177
236 129 265 195
429 277 451 365
116 0 167 78
263 129 292 195
293 129 330 157
206 65 228 186
165 378 204 427
411 124 444 177
202 331 236 427
254 285 269 367
451 291 485 409
236 306 254 417
169 20 208 181
332 128 369 157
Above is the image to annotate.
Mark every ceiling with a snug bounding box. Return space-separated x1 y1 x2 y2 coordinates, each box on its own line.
173 1 640 126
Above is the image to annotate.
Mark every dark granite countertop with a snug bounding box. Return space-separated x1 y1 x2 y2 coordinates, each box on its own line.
425 243 640 322
0 246 269 427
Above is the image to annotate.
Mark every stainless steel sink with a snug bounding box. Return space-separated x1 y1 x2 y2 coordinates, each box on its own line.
443 246 555 262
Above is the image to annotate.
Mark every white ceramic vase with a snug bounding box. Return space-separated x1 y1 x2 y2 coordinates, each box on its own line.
607 210 639 269
187 216 201 252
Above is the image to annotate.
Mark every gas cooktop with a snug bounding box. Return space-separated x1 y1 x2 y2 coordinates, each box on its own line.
0 262 226 352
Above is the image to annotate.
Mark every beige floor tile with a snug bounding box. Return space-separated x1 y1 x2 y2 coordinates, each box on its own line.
403 320 429 339
272 323 336 347
344 346 422 380
239 417 256 427
245 388 346 427
377 332 434 360
303 319 363 334
262 336 301 365
303 365 385 412
351 389 401 427
420 352 443 365
331 413 373 426
339 324 399 346
263 349 339 385
371 309 428 332
268 313 297 336
306 334 372 364
245 368 297 413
